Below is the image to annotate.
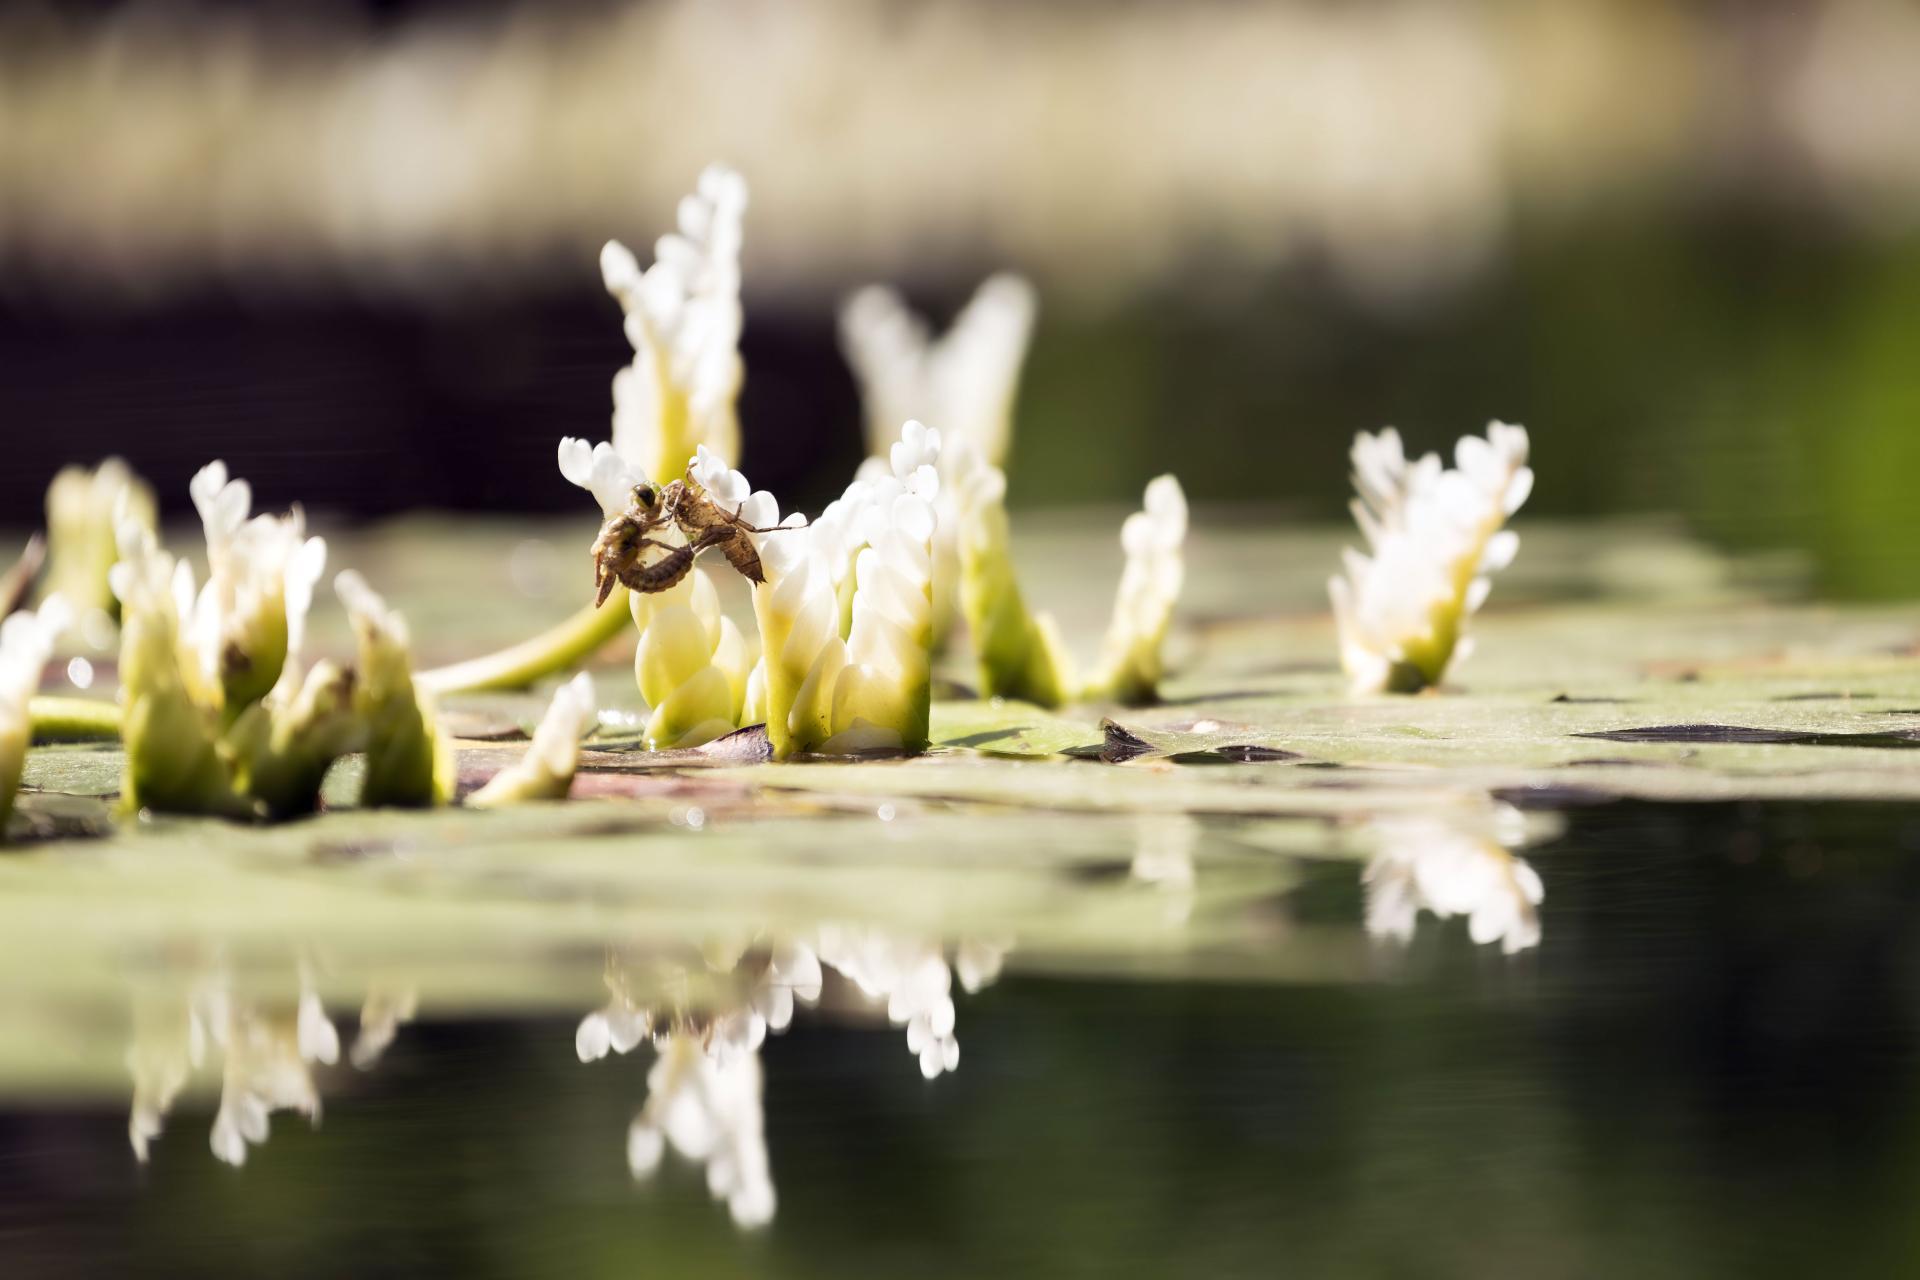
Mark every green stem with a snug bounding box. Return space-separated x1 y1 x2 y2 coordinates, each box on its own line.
415 592 632 695
31 694 123 743
24 596 632 741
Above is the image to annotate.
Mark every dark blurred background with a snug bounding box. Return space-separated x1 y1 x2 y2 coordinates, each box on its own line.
3 0 1919 595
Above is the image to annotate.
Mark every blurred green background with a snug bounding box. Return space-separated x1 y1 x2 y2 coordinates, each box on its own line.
1013 217 1920 599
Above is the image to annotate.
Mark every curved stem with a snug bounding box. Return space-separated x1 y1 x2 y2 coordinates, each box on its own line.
415 592 632 696
31 694 123 743
24 596 633 740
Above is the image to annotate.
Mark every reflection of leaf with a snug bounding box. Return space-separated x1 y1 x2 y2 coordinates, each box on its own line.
1575 724 1920 748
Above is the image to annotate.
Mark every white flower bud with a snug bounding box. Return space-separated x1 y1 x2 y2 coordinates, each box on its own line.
605 166 748 483
468 672 597 806
1084 474 1187 704
1364 797 1545 955
43 457 155 625
1330 422 1532 694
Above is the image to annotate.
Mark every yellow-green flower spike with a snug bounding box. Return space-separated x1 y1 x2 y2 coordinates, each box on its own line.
1084 474 1188 705
468 673 597 808
188 462 326 720
822 421 944 754
336 571 454 808
629 568 751 749
43 458 154 627
109 524 254 819
949 447 1075 707
226 661 366 820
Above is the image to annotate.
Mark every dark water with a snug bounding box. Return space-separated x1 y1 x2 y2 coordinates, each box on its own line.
7 800 1920 1278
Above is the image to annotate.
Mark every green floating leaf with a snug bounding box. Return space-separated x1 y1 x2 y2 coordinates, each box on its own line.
928 699 1105 757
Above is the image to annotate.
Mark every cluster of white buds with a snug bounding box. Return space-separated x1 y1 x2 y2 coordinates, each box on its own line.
106 459 459 820
0 595 70 832
558 438 754 749
692 425 943 757
187 463 329 714
111 464 357 820
840 274 1036 470
824 421 943 752
1330 422 1533 694
841 275 1037 647
601 165 748 484
1363 797 1546 955
629 568 753 749
42 457 154 637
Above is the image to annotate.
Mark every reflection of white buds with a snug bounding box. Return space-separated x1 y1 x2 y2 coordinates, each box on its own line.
1330 422 1532 694
1364 799 1544 955
350 986 419 1071
584 931 1011 1228
575 1000 654 1064
295 986 340 1067
130 969 413 1165
208 1002 327 1168
816 926 982 1080
627 1035 775 1229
